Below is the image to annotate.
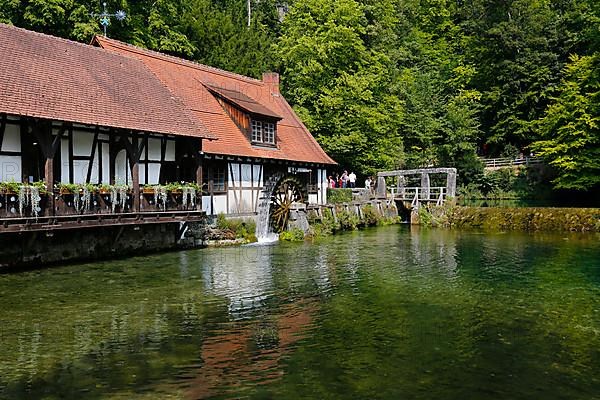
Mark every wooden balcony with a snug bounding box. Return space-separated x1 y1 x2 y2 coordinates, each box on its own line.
0 188 204 233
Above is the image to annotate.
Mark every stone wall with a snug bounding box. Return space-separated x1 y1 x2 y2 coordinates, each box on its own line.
0 220 207 270
446 206 600 233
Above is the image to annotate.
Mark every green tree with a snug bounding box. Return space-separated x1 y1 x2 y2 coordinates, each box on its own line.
274 0 404 175
532 54 600 190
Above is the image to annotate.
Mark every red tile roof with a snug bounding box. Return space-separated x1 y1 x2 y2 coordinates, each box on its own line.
0 23 214 139
205 84 282 120
94 36 336 165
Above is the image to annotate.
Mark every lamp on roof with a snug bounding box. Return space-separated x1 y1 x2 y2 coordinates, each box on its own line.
91 2 127 38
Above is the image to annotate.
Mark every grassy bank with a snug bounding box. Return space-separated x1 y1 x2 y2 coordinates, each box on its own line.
281 204 401 241
422 206 600 233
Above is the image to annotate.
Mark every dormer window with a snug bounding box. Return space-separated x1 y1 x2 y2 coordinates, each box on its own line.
264 122 275 144
205 84 281 147
251 120 263 142
251 119 276 145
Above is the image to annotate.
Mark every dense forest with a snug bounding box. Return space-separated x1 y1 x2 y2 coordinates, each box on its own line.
1 0 599 195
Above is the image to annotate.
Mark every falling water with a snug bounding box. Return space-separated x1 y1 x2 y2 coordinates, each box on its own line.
254 174 282 243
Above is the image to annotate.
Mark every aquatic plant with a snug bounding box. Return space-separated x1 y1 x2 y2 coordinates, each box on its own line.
361 205 380 226
215 213 257 242
337 210 360 230
279 228 305 242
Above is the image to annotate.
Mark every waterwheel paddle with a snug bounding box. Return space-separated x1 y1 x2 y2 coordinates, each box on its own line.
270 176 306 233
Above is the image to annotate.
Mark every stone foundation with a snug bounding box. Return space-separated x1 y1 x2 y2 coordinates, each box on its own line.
0 220 207 270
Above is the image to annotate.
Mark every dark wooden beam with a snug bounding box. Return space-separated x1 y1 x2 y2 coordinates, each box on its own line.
68 125 74 183
86 126 99 183
0 113 6 152
120 131 145 213
195 139 203 210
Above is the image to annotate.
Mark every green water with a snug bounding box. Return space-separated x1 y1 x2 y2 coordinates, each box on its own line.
1 226 600 399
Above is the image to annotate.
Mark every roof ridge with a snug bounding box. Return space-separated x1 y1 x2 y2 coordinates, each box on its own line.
95 36 265 85
0 22 123 59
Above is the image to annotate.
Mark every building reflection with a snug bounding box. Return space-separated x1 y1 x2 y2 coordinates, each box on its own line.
200 246 276 319
181 298 317 399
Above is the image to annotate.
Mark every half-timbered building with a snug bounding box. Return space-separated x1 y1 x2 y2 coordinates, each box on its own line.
93 36 336 216
0 24 335 226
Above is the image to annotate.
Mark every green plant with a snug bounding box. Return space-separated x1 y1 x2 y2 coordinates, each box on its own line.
280 228 305 242
57 183 80 193
327 188 353 204
418 207 433 226
361 205 380 226
337 210 360 230
0 180 22 194
30 181 49 194
215 214 257 242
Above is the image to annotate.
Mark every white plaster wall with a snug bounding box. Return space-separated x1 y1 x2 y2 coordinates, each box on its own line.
253 164 262 187
115 149 129 184
72 130 94 157
319 168 328 204
60 138 69 183
241 163 252 187
1 124 20 152
147 138 162 161
101 143 110 184
165 140 175 162
72 160 90 184
1 124 21 181
202 195 212 214
0 156 21 182
146 163 160 185
212 195 227 215
229 163 240 187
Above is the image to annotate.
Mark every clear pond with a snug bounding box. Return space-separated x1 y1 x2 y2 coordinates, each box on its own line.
1 226 600 399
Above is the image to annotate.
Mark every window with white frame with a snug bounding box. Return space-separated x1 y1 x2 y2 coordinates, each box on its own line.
251 120 263 142
264 122 275 144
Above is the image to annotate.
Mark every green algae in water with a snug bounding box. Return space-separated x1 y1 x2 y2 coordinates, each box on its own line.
0 227 599 399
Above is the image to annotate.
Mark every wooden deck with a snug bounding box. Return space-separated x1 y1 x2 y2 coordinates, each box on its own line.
0 210 205 234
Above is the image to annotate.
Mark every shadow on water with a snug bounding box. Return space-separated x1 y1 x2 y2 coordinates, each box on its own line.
1 226 599 399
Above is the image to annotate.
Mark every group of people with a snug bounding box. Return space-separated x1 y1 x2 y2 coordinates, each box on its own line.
328 171 375 190
328 171 356 188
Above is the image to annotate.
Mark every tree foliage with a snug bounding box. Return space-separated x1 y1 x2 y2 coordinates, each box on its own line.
532 54 600 190
0 0 599 191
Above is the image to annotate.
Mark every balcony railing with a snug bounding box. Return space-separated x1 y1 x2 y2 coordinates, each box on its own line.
0 184 201 220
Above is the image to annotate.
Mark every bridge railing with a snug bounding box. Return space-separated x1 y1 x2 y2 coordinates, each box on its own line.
391 186 447 205
480 157 542 168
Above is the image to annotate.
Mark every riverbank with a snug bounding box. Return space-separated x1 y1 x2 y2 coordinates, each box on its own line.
421 205 600 233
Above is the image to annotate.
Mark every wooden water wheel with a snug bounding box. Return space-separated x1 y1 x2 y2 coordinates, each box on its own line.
270 176 306 233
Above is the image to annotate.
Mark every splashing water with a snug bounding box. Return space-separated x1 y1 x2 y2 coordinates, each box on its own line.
254 174 283 244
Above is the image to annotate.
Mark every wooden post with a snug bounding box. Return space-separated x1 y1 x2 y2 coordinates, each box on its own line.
130 134 141 213
32 120 62 216
131 157 140 212
121 130 144 213
420 173 430 200
194 138 203 211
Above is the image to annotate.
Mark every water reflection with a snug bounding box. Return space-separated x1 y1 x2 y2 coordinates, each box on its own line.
200 246 275 319
0 227 599 399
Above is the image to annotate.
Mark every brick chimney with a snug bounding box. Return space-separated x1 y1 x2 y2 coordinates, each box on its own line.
262 72 280 94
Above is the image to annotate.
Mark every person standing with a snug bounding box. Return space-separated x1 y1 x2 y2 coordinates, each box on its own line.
365 177 372 190
348 171 357 188
341 171 348 188
328 176 336 188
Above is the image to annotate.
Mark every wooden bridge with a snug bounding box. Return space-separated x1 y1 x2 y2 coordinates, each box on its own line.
376 168 457 209
481 156 542 170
